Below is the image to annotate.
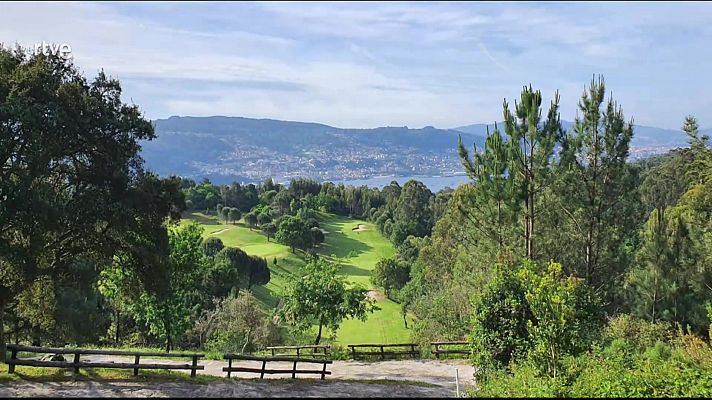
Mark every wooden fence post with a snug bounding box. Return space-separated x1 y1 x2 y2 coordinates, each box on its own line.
8 348 17 374
133 355 140 376
380 345 385 360
191 355 198 378
321 361 327 380
227 358 232 378
73 353 80 374
259 360 266 379
292 360 297 379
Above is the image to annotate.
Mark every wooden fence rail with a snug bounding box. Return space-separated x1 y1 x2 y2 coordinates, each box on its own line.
5 344 204 377
347 343 419 360
223 354 332 380
266 344 330 358
430 341 471 358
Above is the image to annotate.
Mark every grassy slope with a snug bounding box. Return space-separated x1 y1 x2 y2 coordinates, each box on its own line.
182 212 412 345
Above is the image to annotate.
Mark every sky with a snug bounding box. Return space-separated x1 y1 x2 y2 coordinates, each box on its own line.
1 1 711 130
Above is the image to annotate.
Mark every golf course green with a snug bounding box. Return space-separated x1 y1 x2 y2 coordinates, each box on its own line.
182 212 412 345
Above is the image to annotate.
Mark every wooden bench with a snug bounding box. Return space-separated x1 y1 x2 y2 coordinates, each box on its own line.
223 354 332 380
430 341 471 358
5 344 205 377
266 345 330 359
347 343 420 360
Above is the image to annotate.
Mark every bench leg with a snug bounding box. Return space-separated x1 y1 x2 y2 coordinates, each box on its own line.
134 355 140 376
227 359 232 378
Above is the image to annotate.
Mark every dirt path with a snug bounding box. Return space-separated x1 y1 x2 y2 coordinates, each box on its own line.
0 379 454 397
0 357 474 397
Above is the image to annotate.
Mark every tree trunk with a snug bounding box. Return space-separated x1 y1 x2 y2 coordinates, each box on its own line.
164 317 172 353
0 298 6 363
115 309 120 345
314 321 323 345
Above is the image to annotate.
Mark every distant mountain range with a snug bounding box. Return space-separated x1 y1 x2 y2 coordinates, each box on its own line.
454 121 694 149
140 116 704 184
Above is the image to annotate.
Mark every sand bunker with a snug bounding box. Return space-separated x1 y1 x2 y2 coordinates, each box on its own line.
367 290 386 301
211 228 230 235
352 224 367 232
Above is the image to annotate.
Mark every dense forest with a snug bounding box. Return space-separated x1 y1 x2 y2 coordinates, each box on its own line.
2 48 712 396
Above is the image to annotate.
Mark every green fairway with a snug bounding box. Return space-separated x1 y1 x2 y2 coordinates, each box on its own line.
182 212 412 345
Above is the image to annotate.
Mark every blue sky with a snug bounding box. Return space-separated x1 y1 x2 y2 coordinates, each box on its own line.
1 1 711 129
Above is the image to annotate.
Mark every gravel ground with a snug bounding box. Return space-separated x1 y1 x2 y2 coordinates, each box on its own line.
0 357 475 398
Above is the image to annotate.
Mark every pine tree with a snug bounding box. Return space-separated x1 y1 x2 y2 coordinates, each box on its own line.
555 76 639 298
503 85 563 259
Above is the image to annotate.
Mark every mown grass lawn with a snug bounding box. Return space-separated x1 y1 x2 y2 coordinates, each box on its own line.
181 212 413 345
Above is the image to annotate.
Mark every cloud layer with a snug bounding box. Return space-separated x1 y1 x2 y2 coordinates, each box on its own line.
1 2 710 129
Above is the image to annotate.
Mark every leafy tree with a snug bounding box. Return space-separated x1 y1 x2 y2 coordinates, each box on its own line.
215 247 251 293
195 293 278 353
246 256 270 290
220 207 231 223
393 180 434 238
371 258 410 298
201 237 224 258
0 47 183 359
261 222 277 242
244 211 259 230
310 227 325 248
228 208 242 224
275 216 311 252
278 258 377 344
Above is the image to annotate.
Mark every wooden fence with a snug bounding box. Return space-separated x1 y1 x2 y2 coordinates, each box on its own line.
223 354 332 380
347 343 419 360
430 341 470 358
266 344 330 358
5 344 204 377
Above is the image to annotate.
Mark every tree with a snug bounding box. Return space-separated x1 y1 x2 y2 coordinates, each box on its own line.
261 223 277 242
228 208 242 225
553 76 640 302
371 258 410 298
310 227 325 248
100 222 209 352
502 85 563 259
393 180 434 238
0 47 184 359
221 207 231 223
246 257 270 290
201 237 224 257
278 258 377 344
215 247 251 294
244 211 259 230
275 216 311 252
195 293 278 353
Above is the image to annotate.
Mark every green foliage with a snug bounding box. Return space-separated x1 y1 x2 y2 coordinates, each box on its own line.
518 261 604 377
201 237 224 257
471 260 603 378
370 257 410 298
195 293 279 354
470 263 533 372
275 215 312 252
278 258 377 344
472 317 712 398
